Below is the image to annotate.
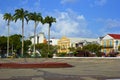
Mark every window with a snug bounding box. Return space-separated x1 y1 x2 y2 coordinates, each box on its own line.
49 40 52 43
104 40 106 47
116 40 118 45
109 40 113 47
61 45 66 50
104 49 106 53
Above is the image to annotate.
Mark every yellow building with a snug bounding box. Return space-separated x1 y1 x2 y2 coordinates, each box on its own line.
57 36 70 53
101 34 120 54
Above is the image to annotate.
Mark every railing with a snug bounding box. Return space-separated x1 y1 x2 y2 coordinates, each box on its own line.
101 45 113 48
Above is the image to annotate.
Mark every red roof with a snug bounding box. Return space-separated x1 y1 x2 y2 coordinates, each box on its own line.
108 34 120 39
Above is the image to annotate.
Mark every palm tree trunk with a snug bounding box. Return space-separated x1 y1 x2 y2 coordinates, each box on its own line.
33 22 37 56
7 24 10 57
21 19 24 57
48 25 50 58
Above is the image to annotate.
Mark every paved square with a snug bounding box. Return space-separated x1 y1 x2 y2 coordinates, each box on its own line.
0 58 120 80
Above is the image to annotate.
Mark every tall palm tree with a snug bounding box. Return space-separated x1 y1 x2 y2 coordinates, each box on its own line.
43 16 56 57
3 13 13 57
28 12 43 56
13 8 28 57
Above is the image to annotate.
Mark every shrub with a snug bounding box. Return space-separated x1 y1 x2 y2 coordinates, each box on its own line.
57 52 67 57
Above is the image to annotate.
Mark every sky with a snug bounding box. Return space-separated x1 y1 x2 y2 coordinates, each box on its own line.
0 0 120 39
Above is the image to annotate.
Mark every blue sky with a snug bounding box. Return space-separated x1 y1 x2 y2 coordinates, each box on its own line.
0 0 120 38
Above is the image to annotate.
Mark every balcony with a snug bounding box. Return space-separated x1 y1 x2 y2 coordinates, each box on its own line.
102 45 113 48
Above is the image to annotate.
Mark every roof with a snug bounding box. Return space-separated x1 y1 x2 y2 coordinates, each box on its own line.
69 37 98 43
108 34 120 39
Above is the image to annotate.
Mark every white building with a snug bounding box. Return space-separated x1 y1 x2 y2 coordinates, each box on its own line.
30 32 46 44
69 37 98 48
49 38 59 46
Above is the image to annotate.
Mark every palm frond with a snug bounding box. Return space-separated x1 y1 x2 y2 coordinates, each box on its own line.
3 13 13 25
13 8 29 22
43 16 56 27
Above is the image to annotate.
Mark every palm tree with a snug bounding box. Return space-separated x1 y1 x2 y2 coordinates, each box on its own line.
28 12 43 56
43 16 56 57
3 13 13 57
13 8 28 57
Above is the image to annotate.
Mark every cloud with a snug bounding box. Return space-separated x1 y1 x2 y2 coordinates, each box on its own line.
61 0 78 4
91 0 107 7
106 19 120 28
0 14 7 36
99 18 120 35
40 9 93 38
15 0 42 13
0 9 94 39
0 13 37 38
21 0 28 5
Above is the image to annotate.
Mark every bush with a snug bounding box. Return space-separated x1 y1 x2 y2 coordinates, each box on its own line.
74 50 96 57
31 53 41 58
96 52 105 57
75 50 90 57
107 52 119 57
57 52 67 57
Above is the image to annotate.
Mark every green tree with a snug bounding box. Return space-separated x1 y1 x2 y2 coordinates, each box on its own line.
0 36 7 50
13 8 28 57
43 16 56 57
69 47 76 52
118 45 120 51
10 34 22 56
75 47 82 52
0 36 7 54
83 43 102 56
9 34 31 58
33 43 57 58
24 40 32 57
3 13 13 57
68 47 76 55
28 12 43 56
35 43 48 57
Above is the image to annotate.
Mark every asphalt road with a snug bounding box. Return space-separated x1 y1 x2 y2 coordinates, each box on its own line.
0 58 120 80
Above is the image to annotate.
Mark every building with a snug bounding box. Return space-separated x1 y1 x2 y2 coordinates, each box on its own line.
57 36 98 53
49 38 59 46
101 34 120 54
30 32 46 44
69 37 98 48
57 36 70 53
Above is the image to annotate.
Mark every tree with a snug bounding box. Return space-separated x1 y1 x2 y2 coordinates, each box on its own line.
43 16 56 57
10 34 31 57
3 13 13 57
118 45 120 51
0 36 7 57
24 40 32 57
10 34 22 56
34 43 57 58
83 43 102 56
28 12 43 56
68 47 76 56
13 8 28 57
